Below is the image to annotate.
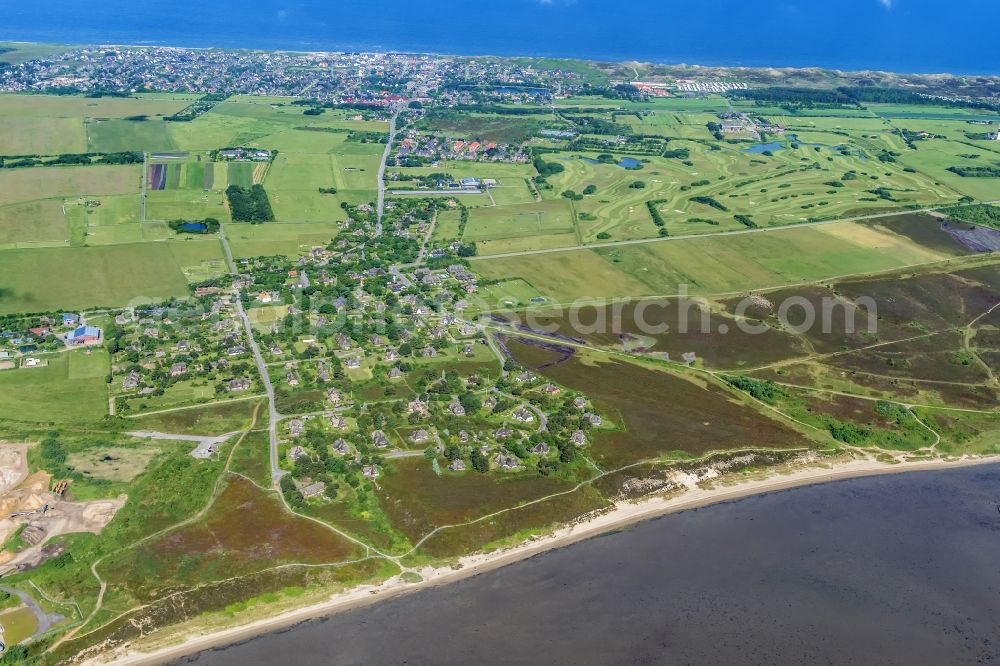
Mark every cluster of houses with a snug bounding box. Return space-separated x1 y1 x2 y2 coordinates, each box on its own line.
0 312 103 367
109 300 257 409
394 132 529 165
216 147 271 161
716 112 785 140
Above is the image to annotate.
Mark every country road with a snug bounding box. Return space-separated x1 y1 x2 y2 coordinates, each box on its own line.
218 223 283 484
467 201 999 261
375 105 403 237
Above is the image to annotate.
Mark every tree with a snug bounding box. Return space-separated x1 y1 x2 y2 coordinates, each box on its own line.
470 448 489 473
459 392 482 414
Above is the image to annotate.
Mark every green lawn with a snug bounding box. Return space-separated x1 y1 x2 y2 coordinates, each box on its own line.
0 241 216 313
0 350 109 424
473 218 952 303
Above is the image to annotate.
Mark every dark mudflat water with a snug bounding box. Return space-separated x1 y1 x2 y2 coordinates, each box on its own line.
180 465 1000 665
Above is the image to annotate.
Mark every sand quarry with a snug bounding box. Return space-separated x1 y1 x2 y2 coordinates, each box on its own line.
0 444 125 574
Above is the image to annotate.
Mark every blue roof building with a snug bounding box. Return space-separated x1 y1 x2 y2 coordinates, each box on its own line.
62 313 80 326
66 325 102 344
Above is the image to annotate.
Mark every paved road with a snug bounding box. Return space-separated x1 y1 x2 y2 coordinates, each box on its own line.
375 106 403 237
218 223 283 484
140 153 147 222
467 201 1000 261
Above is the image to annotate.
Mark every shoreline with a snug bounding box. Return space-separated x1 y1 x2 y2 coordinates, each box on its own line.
97 454 1000 665
2 39 993 78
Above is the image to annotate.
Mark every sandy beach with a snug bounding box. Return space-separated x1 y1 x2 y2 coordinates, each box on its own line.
95 453 1000 666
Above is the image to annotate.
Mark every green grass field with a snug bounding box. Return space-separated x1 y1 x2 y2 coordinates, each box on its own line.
0 349 109 424
464 200 577 254
0 165 140 207
88 118 177 153
472 217 953 302
225 222 339 258
0 240 222 313
0 93 191 156
0 199 69 248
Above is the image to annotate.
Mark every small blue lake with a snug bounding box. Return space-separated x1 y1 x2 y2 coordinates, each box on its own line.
180 222 208 232
580 156 642 169
743 141 784 154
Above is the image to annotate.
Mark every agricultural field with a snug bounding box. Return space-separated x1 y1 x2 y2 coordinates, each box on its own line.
463 200 577 255
0 349 109 424
472 214 967 302
0 93 191 155
0 240 222 313
0 199 69 248
0 165 139 207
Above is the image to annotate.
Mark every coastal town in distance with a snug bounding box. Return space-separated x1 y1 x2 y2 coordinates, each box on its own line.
0 32 998 665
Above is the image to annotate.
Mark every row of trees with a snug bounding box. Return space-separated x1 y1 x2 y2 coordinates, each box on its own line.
0 151 143 169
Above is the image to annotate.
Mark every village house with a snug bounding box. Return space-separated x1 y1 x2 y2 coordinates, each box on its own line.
168 362 187 377
494 453 519 470
410 429 430 444
371 430 390 448
286 371 299 386
388 366 404 380
494 426 512 440
532 442 550 455
345 357 361 369
408 399 429 416
332 439 350 455
122 370 141 390
326 388 342 404
289 445 306 460
227 378 251 392
512 406 535 423
449 402 466 416
584 412 602 426
571 430 587 447
329 416 348 429
301 481 325 498
287 419 305 437
363 465 380 479
448 459 467 472
573 396 587 410
66 325 102 345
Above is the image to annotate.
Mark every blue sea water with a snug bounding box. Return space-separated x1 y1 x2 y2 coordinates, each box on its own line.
3 0 998 75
